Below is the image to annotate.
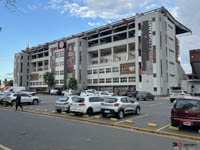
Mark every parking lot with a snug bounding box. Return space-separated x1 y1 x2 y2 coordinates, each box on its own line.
1 95 200 140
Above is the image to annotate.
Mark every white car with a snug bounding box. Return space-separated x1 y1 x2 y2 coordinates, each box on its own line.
80 89 98 96
0 92 6 104
70 96 104 115
50 89 58 95
170 90 190 103
101 96 140 119
3 93 40 106
55 96 76 112
63 90 79 96
22 91 36 96
98 91 114 97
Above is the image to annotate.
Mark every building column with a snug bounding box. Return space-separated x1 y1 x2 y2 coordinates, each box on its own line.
111 47 114 62
98 49 101 64
127 43 129 60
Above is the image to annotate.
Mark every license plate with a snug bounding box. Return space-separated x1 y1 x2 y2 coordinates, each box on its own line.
104 110 110 113
183 122 192 126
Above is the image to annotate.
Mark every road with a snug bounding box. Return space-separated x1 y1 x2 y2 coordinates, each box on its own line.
0 109 199 150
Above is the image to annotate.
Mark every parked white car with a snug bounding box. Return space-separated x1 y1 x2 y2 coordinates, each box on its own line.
80 89 98 96
101 96 140 119
70 96 104 115
170 90 190 103
55 96 76 112
63 90 79 96
0 92 6 104
21 91 36 96
98 91 114 97
3 93 40 106
50 89 58 95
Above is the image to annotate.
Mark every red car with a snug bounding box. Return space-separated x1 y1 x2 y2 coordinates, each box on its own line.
171 97 200 128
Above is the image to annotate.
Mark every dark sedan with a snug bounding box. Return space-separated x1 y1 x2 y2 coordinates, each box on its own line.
136 91 154 101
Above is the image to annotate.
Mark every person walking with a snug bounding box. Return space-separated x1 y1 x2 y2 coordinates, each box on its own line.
15 94 23 111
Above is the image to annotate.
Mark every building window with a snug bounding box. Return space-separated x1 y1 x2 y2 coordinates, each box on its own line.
56 62 60 67
60 80 64 84
152 17 156 22
153 74 156 77
112 67 119 72
93 69 98 74
138 23 141 30
99 78 105 83
87 70 92 74
60 70 64 75
106 68 111 73
106 78 112 83
60 61 64 66
129 77 135 82
139 75 142 82
139 49 141 56
55 71 59 75
120 66 127 72
55 80 59 84
87 79 92 84
55 53 59 58
113 78 119 83
93 79 98 84
169 36 174 41
99 68 105 74
60 52 64 57
154 87 157 92
120 77 127 83
152 31 156 35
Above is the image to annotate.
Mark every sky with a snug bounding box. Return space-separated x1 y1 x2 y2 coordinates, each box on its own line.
0 0 200 81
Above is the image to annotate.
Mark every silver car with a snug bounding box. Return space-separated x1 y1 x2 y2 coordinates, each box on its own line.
55 96 76 112
101 96 141 119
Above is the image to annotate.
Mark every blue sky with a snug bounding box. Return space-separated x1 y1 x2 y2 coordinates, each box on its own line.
1 0 200 81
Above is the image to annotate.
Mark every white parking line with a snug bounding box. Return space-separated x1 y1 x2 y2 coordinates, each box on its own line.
156 123 171 131
0 144 12 150
115 114 149 124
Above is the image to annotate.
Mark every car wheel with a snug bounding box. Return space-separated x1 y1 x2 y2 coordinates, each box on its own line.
102 113 107 118
135 107 140 115
144 98 146 101
32 99 39 105
86 108 93 116
118 110 124 119
170 99 174 103
12 101 16 106
137 98 139 101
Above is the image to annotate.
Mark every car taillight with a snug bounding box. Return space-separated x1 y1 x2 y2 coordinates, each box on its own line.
79 103 86 106
64 102 69 105
114 103 120 107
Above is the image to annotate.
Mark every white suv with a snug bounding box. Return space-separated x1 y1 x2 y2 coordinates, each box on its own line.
3 93 40 106
70 96 104 115
170 90 190 103
101 96 140 119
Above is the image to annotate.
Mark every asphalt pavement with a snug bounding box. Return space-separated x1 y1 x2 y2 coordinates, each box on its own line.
0 109 199 150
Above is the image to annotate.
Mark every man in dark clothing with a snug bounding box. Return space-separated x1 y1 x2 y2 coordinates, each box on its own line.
15 94 23 111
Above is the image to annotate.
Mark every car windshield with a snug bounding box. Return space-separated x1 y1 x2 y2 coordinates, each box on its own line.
104 98 118 103
58 97 69 102
174 99 200 111
72 97 85 103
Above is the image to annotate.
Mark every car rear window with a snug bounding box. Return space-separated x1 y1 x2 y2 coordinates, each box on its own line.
172 90 182 94
104 98 118 103
174 99 200 111
72 97 85 103
58 97 69 102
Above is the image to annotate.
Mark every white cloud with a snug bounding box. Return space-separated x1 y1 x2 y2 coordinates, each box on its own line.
88 22 105 27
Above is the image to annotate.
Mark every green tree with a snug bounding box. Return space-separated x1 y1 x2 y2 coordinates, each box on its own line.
7 80 13 86
43 72 55 92
68 78 77 90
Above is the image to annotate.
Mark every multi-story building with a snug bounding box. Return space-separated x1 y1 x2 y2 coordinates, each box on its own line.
14 7 191 95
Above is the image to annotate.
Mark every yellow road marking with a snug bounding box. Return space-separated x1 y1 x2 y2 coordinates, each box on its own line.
110 118 118 121
125 120 134 124
94 116 101 119
147 123 157 127
169 126 179 131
